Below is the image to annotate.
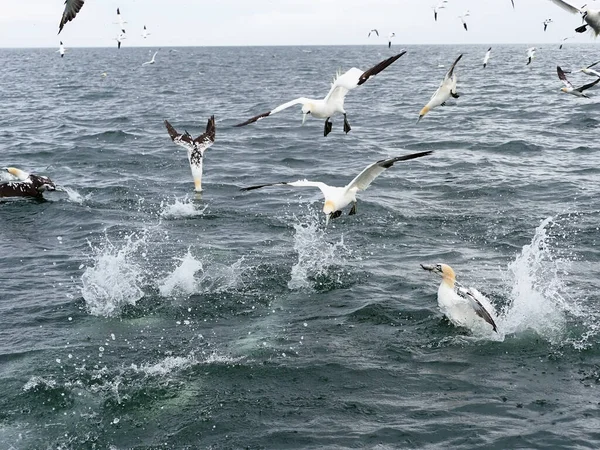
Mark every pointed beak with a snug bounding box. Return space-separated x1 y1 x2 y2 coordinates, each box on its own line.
416 115 423 124
420 264 436 272
302 113 308 125
325 214 330 227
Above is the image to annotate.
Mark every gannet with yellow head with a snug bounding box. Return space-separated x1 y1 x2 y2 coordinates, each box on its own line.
421 263 498 333
557 65 600 98
241 151 432 225
1 168 56 198
418 54 462 122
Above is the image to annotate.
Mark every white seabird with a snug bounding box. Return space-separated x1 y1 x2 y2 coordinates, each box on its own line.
116 31 126 49
421 263 498 333
57 41 66 58
557 65 600 97
164 116 216 192
368 29 379 37
59 0 85 34
559 36 573 49
458 10 470 31
575 59 600 76
142 25 150 39
547 0 600 36
418 54 462 122
387 32 396 48
433 0 448 21
115 7 127 32
543 18 553 31
234 52 406 137
526 47 536 65
240 151 432 224
142 51 158 66
483 47 491 68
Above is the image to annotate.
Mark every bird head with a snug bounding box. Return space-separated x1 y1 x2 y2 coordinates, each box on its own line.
323 199 336 215
417 106 430 123
561 87 569 93
5 167 30 181
30 174 56 192
301 103 313 125
421 263 456 286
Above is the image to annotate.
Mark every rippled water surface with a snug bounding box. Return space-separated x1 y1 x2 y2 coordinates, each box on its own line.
1 45 599 449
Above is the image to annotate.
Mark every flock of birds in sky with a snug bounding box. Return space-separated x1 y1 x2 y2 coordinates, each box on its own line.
2 0 600 335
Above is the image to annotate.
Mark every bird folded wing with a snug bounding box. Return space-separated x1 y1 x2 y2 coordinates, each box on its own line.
458 287 498 332
358 51 406 86
557 66 573 88
59 0 85 34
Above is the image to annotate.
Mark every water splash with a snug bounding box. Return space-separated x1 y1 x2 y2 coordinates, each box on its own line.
158 250 204 297
160 198 207 219
61 186 88 204
81 234 146 317
288 214 348 290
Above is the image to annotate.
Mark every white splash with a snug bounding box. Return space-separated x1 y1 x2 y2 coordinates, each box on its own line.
288 215 348 290
133 356 195 377
23 376 57 392
62 186 88 204
81 234 145 317
158 250 204 297
160 198 207 218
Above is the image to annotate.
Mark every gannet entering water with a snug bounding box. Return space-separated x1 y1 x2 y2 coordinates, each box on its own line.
458 11 470 31
59 0 85 34
164 116 216 192
557 65 600 97
240 151 432 224
387 32 395 48
57 41 66 58
368 29 379 37
142 51 158 66
421 263 498 333
526 47 536 65
483 47 491 68
433 0 448 21
547 0 600 36
0 168 57 199
418 54 462 122
234 52 406 137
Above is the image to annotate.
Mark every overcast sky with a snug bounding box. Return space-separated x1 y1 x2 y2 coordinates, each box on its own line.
0 0 599 48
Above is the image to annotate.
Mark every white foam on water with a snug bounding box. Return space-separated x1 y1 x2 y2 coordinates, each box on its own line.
61 186 88 204
160 198 207 219
22 376 57 392
81 234 145 317
158 250 204 297
288 214 348 290
133 356 195 377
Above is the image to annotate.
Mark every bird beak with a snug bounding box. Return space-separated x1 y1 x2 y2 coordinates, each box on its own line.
302 113 308 125
325 214 330 227
420 264 437 273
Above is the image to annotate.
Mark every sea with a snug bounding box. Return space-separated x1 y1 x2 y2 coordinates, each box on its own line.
0 44 599 449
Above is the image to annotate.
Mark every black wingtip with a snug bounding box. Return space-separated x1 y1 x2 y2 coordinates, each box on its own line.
576 24 588 33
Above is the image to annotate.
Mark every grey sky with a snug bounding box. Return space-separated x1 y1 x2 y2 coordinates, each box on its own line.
0 0 598 48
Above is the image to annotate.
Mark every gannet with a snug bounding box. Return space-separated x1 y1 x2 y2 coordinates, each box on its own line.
387 32 395 48
368 29 379 37
543 18 553 31
575 59 600 76
559 36 573 49
234 52 406 137
458 11 470 31
164 116 216 192
483 47 491 68
58 0 84 34
557 65 600 97
526 47 536 65
142 25 150 39
511 0 515 8
418 54 462 122
433 0 448 21
116 31 126 49
57 41 66 58
421 264 498 333
142 51 158 66
115 8 127 32
240 151 432 225
547 0 600 36
0 168 56 199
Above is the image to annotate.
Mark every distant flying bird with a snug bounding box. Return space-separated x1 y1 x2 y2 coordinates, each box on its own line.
240 152 432 225
115 8 127 32
164 117 216 192
483 47 491 68
575 59 600 76
58 0 85 34
116 31 126 49
559 36 573 49
142 25 151 39
57 41 66 58
433 0 448 21
511 0 515 8
526 47 536 65
546 0 600 36
557 65 600 97
368 29 379 37
418 54 462 122
543 18 553 31
142 51 158 66
458 10 470 31
387 32 395 48
421 263 498 333
234 52 406 137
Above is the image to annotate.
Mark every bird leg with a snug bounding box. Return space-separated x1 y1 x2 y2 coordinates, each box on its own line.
451 92 459 99
324 118 333 137
349 203 357 215
343 114 352 134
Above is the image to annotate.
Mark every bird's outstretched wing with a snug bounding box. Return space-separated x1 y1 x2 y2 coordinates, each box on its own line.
586 60 600 69
457 287 498 332
547 0 581 14
241 179 331 197
344 151 432 193
358 51 406 85
164 120 194 150
557 66 573 88
234 98 309 127
578 77 600 92
193 116 216 154
445 54 463 81
59 0 85 34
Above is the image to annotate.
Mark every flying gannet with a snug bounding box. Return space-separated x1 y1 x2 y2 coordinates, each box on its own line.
557 65 600 97
234 52 406 137
142 25 150 39
547 0 600 36
368 29 379 37
458 10 470 31
142 51 158 66
575 59 600 76
115 8 127 32
240 151 432 224
387 32 396 48
0 168 57 199
526 47 536 65
433 0 448 21
418 54 462 122
57 41 66 58
116 31 126 49
543 18 553 31
164 116 216 192
58 0 85 34
421 263 498 333
559 36 573 49
483 47 491 68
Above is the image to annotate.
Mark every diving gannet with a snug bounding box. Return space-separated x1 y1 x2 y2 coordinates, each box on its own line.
164 116 216 192
418 54 462 122
387 32 395 48
543 18 553 31
458 11 470 31
116 31 126 49
234 52 406 137
576 59 600 76
142 25 150 39
433 0 448 21
0 168 56 199
421 263 498 333
240 151 432 224
115 8 127 32
547 0 600 36
557 65 600 97
483 47 491 68
526 47 536 65
57 41 66 57
58 0 85 34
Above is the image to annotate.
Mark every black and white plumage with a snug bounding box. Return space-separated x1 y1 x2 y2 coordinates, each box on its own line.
547 0 600 36
58 0 85 34
543 18 553 31
234 52 406 137
368 29 379 37
116 8 127 33
526 47 536 65
116 31 126 49
557 66 600 97
142 25 150 39
240 151 432 224
576 59 600 77
418 54 462 121
387 32 395 48
433 0 448 21
483 47 491 68
0 168 56 199
458 11 470 31
57 41 66 57
164 116 216 192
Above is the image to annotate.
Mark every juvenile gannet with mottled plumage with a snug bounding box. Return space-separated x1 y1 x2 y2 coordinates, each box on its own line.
164 116 216 192
58 0 85 34
240 151 432 225
234 52 406 137
0 168 57 199
483 47 491 68
557 65 600 97
547 0 600 36
421 263 498 333
418 54 462 122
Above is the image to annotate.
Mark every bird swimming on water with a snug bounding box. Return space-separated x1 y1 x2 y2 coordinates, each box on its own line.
0 168 57 199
